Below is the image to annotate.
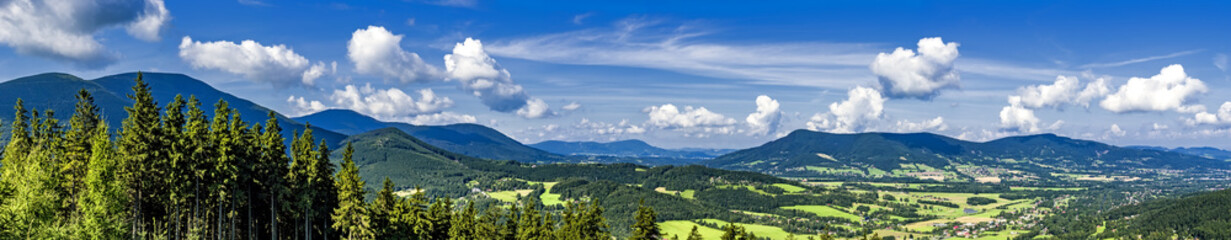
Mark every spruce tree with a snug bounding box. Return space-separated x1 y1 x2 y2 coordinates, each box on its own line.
62 89 102 218
257 111 288 239
686 225 703 240
371 178 411 239
77 125 130 239
448 200 477 240
117 72 164 234
161 94 191 238
629 199 661 240
333 143 373 240
426 197 453 240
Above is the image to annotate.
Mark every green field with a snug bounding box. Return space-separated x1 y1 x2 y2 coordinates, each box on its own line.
772 183 806 193
781 205 862 222
660 220 726 239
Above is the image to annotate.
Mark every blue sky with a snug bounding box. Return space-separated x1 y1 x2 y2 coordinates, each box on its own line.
2 0 1231 149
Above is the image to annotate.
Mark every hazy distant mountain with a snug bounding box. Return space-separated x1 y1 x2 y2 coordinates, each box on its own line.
0 72 347 148
706 129 1226 180
293 109 569 163
1126 146 1231 161
530 139 730 159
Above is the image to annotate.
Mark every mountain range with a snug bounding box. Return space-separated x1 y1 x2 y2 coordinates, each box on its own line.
704 129 1228 181
0 72 347 148
1125 145 1231 161
530 139 734 159
2 72 1228 184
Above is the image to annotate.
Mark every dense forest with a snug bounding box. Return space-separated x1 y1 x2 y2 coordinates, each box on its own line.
0 73 692 239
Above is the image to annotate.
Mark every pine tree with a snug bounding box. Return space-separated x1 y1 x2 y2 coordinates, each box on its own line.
333 143 373 240
288 128 317 240
371 178 411 239
448 200 477 240
257 111 288 240
629 199 661 240
62 89 102 219
475 203 504 240
161 94 191 238
1 109 70 238
313 140 339 239
77 125 130 239
686 225 703 240
182 96 212 237
116 72 164 235
426 197 453 240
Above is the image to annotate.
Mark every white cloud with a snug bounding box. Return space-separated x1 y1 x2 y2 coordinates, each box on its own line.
348 26 443 83
516 98 553 119
1216 53 1228 72
894 117 948 133
745 95 782 135
1190 102 1231 125
561 102 582 111
1099 64 1208 113
869 37 960 99
1013 75 1110 109
446 37 553 117
396 112 478 125
0 0 170 67
1107 124 1127 137
179 36 327 86
1078 50 1202 69
327 84 453 120
999 97 1041 132
483 18 878 88
576 118 647 135
426 0 477 8
645 104 736 129
806 86 886 133
572 13 594 25
286 96 328 116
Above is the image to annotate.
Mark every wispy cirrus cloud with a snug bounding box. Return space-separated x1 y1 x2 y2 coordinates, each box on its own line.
1078 50 1203 69
486 17 1073 90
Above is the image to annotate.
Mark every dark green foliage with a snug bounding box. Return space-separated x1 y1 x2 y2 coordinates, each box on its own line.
966 196 997 206
628 199 661 240
1097 189 1231 239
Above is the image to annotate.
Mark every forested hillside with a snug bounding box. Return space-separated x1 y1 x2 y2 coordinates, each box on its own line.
0 73 849 239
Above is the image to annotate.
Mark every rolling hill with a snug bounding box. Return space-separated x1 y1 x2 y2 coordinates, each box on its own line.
0 72 347 148
530 139 729 159
705 129 1227 181
293 109 568 163
1126 145 1231 161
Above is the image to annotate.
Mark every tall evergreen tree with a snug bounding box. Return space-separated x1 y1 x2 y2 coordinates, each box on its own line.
426 197 453 240
686 225 703 240
448 200 477 240
629 199 661 240
333 143 373 240
116 72 164 235
256 111 288 240
62 89 102 219
371 178 411 239
77 125 130 239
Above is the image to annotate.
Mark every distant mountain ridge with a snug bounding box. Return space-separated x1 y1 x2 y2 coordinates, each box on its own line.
530 139 731 159
1125 145 1231 161
0 72 348 148
705 129 1226 181
293 109 569 163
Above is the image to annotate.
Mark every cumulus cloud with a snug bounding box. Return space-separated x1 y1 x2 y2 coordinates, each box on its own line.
348 26 442 83
1190 102 1231 125
806 86 886 133
179 36 331 86
577 118 647 135
869 37 960 99
286 96 328 116
645 104 736 129
1099 65 1208 113
328 84 453 120
894 117 948 133
1107 124 1127 137
561 102 582 111
1010 75 1111 109
999 97 1041 132
516 98 553 119
398 112 478 125
0 0 170 67
445 38 554 118
745 95 782 135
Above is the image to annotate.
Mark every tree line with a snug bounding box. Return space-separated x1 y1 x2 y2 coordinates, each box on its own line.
0 73 668 239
